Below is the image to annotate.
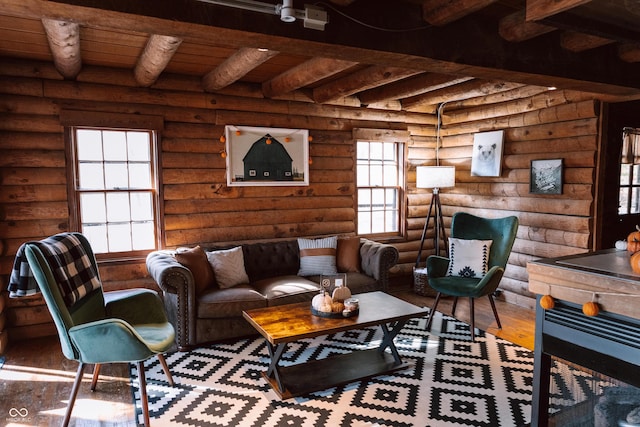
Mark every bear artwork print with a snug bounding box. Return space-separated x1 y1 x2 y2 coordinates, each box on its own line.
471 130 504 177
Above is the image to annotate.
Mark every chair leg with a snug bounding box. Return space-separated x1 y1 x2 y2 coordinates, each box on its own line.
451 297 459 317
157 353 174 386
488 294 502 329
469 297 475 341
425 292 442 332
90 364 101 391
63 362 86 427
137 361 151 427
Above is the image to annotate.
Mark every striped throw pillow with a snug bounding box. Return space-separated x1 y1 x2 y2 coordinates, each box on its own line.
298 236 338 276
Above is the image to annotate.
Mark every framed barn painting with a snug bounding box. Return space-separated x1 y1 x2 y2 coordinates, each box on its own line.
530 158 563 194
224 125 309 186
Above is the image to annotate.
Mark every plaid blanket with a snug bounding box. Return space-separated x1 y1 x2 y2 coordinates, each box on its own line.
8 233 102 307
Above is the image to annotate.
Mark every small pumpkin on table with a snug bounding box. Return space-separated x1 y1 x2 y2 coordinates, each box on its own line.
629 225 640 254
311 282 355 317
629 225 640 274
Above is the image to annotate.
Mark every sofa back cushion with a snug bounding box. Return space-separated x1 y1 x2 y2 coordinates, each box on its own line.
337 236 361 273
241 240 301 281
206 246 250 288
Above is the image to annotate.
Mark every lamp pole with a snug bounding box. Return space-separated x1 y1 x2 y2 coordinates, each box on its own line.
414 165 454 268
415 187 449 269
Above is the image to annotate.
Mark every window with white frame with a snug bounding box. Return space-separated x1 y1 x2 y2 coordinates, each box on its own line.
619 163 640 215
620 128 640 215
70 127 158 255
356 140 403 235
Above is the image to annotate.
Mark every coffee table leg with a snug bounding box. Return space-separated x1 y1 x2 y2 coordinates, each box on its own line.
265 341 287 393
378 320 406 365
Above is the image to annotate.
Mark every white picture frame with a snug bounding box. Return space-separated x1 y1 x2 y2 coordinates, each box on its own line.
471 130 504 177
225 125 309 186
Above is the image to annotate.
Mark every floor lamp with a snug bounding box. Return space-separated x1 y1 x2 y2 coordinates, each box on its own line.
415 165 455 267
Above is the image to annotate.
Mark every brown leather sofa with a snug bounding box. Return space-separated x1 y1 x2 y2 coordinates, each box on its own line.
146 238 399 350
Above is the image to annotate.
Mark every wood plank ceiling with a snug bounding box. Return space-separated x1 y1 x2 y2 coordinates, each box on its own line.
1 0 639 112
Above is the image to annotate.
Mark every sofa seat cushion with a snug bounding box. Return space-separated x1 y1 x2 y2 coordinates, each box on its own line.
197 285 266 319
252 275 321 306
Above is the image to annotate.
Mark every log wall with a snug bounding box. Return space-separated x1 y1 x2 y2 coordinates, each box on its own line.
405 91 600 309
0 58 600 352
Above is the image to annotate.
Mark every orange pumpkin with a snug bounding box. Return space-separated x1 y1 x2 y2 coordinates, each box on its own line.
582 301 600 317
540 295 555 310
628 225 640 253
631 251 640 274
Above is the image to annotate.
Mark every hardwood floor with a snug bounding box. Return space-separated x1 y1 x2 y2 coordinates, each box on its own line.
0 287 536 426
392 287 536 350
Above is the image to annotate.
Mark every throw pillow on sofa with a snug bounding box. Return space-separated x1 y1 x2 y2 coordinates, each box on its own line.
206 246 250 289
337 236 361 273
298 236 338 276
175 245 217 295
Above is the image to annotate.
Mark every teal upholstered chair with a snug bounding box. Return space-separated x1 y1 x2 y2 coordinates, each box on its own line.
425 212 518 341
23 232 175 427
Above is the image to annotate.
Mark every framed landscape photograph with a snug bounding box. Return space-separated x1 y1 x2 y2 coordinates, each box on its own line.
225 125 309 186
530 158 563 194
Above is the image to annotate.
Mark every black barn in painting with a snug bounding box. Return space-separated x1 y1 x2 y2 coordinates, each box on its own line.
242 134 293 181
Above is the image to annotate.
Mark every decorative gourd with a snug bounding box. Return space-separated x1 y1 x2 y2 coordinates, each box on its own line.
316 293 333 312
331 301 345 313
631 251 640 274
628 225 640 253
332 284 351 302
582 301 600 317
540 295 555 310
323 293 333 306
312 293 324 310
615 240 628 250
319 301 333 313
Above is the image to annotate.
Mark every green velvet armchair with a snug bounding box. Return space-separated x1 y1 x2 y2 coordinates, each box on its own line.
22 232 175 427
425 212 518 341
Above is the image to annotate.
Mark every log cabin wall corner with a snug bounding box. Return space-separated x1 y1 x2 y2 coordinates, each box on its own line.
0 58 599 351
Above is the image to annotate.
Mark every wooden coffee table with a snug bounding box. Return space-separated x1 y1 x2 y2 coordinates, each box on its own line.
243 291 428 399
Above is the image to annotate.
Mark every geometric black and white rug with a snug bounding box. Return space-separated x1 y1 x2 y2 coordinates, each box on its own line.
130 311 610 427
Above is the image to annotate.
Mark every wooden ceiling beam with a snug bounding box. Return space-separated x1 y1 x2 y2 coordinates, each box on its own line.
9 0 640 98
530 2 640 43
133 34 182 87
560 31 614 52
41 18 81 79
401 80 524 110
203 47 279 92
358 73 472 105
421 0 498 26
526 0 592 22
618 44 640 63
499 9 556 42
328 0 357 5
440 84 548 111
262 57 358 98
313 66 423 104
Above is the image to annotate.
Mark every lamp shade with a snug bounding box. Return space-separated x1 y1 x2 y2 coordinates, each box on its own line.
416 166 455 189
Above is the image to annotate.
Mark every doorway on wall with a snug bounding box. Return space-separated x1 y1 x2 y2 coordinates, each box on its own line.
598 100 640 250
